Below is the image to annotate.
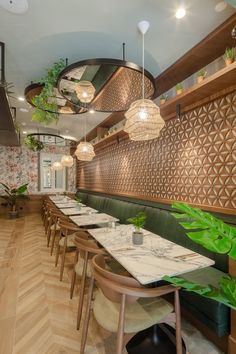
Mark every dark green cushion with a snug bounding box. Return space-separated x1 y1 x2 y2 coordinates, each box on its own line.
180 267 230 336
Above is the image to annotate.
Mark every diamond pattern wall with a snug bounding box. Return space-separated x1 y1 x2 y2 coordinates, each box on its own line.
77 92 236 214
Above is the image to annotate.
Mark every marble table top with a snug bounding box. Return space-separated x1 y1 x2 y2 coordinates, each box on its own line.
70 213 119 227
60 206 98 216
88 224 214 285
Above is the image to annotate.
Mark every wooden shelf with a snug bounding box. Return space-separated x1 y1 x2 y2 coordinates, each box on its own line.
92 128 127 148
160 61 236 120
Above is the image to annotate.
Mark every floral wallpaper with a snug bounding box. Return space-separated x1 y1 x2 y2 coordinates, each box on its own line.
0 145 76 194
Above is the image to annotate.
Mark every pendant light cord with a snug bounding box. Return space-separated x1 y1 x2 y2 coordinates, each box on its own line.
84 115 87 142
142 31 145 101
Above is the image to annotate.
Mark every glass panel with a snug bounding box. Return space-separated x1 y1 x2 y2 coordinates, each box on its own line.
42 158 52 189
55 169 64 189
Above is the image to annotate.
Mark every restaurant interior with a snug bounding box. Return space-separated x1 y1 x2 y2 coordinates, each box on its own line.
0 1 236 353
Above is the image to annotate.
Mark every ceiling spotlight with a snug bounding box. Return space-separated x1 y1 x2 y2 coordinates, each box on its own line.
89 108 95 114
175 8 186 19
22 131 27 134
215 1 227 12
19 108 29 112
18 96 25 102
232 25 236 39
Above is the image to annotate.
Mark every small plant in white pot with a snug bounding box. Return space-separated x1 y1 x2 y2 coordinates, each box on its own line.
127 212 146 245
197 69 207 83
75 196 82 210
175 83 183 95
223 47 234 66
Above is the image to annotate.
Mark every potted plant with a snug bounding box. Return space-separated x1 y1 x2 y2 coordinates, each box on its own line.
163 203 236 311
223 47 234 66
24 136 44 152
75 196 82 210
31 59 66 125
0 182 28 218
127 211 146 245
160 94 168 105
197 69 207 83
175 83 183 95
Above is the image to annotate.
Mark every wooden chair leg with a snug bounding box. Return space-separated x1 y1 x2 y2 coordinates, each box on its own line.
55 242 61 267
116 294 126 354
60 238 67 281
175 290 182 354
80 277 95 354
50 229 57 255
70 251 79 299
77 252 88 330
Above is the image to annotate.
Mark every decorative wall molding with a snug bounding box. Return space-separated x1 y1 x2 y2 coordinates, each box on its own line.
77 91 236 215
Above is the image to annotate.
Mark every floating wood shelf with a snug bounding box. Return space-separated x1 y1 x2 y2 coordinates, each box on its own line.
160 61 236 120
92 128 127 148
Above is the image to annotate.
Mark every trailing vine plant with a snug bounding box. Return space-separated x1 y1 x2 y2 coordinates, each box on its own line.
163 203 236 310
24 136 44 152
31 59 66 125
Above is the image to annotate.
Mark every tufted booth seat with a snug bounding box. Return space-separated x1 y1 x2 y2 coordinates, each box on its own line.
76 190 236 337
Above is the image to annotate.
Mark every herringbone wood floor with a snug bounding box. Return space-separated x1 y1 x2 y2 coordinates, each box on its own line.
0 214 118 354
0 214 223 354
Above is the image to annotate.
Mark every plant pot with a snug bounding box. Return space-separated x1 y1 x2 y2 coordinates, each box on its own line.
9 210 19 219
197 76 205 83
76 203 81 210
132 231 143 245
160 99 166 105
176 89 183 95
225 58 234 66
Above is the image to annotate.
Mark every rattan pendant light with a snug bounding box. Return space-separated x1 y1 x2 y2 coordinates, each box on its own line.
124 21 165 141
75 115 95 161
75 81 96 103
61 155 74 167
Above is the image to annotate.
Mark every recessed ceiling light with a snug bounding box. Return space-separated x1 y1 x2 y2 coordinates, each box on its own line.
175 8 186 19
215 1 227 12
19 108 29 112
22 131 27 134
89 108 95 114
0 0 28 14
18 96 25 102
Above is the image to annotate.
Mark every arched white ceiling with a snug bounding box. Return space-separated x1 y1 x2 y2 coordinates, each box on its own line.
0 0 235 140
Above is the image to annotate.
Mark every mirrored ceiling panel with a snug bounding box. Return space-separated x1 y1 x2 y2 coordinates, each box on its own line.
57 58 156 113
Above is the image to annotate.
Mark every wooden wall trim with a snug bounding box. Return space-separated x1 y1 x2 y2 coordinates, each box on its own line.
78 187 236 216
155 13 236 97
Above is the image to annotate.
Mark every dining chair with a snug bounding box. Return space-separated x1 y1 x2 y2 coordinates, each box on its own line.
71 233 107 330
80 254 182 354
47 210 69 253
55 220 83 281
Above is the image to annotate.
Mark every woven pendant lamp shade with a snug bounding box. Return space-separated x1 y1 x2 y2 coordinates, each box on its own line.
124 99 165 141
75 142 95 161
75 81 96 103
61 155 74 167
52 161 63 170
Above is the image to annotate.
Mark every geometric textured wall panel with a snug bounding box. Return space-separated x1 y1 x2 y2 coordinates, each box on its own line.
77 91 236 214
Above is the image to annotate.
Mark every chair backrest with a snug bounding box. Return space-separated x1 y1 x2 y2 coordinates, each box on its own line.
92 254 142 304
74 233 106 259
58 220 81 236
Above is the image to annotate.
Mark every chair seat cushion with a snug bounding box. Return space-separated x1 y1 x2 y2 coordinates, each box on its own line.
59 234 76 247
50 223 60 231
75 258 92 277
180 267 230 336
93 290 173 334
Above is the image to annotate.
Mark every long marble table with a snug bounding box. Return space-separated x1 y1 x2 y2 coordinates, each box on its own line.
88 224 214 285
70 213 119 227
60 206 98 216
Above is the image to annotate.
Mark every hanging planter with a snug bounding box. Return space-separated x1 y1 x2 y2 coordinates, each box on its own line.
24 136 44 152
30 59 66 125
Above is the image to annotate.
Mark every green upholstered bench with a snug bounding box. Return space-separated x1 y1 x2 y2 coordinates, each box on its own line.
76 189 235 337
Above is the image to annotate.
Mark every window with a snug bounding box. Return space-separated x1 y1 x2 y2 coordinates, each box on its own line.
40 153 66 192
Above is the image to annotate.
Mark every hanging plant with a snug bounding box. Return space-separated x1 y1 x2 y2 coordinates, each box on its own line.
31 59 66 125
24 136 44 152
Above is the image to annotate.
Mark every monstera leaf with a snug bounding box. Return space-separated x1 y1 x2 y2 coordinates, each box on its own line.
163 275 236 310
171 202 236 260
